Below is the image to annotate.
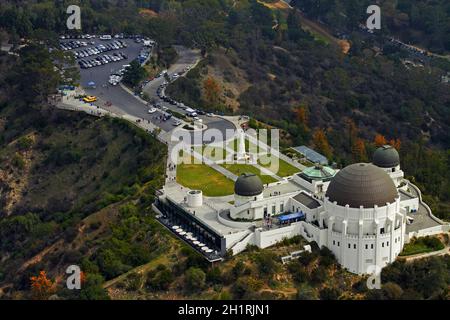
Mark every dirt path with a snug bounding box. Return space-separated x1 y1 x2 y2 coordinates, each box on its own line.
103 254 170 289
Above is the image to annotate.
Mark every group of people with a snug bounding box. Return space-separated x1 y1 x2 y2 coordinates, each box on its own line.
166 163 177 182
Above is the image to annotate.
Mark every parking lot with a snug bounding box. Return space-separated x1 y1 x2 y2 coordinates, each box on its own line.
60 36 235 137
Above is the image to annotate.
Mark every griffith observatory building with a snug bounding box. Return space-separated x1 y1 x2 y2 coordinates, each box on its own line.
155 145 448 275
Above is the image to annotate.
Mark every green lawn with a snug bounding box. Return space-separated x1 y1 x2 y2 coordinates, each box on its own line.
177 161 234 197
257 155 301 177
201 145 228 161
220 163 277 184
399 236 445 256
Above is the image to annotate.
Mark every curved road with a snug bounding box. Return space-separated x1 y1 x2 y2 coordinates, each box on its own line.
81 43 235 142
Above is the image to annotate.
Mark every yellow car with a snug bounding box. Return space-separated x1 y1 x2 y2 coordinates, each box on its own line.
83 96 97 103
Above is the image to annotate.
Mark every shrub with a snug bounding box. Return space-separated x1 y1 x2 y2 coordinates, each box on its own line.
287 261 308 283
296 283 318 300
206 267 222 284
310 266 327 284
232 260 245 278
231 277 263 299
254 251 278 277
382 282 403 300
147 267 174 291
319 287 342 300
185 267 206 292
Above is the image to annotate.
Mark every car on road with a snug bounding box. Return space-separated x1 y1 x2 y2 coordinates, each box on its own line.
206 112 214 117
83 96 97 103
173 119 182 126
148 107 157 114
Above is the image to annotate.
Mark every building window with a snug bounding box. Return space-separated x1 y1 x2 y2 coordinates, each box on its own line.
348 244 351 249
387 241 389 247
380 227 385 234
272 206 275 214
365 244 368 249
337 242 340 247
382 242 384 247
371 244 374 249
395 238 397 243
280 203 284 212
354 244 356 249
333 240 335 245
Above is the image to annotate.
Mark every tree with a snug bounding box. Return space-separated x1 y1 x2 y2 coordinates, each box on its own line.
312 128 332 159
319 287 342 300
294 106 308 127
310 266 327 284
231 276 263 299
352 138 368 162
203 77 221 107
206 266 222 284
149 268 174 291
255 251 278 277
232 260 245 278
389 138 401 150
374 134 387 147
185 267 206 292
122 60 148 88
296 283 318 300
319 246 336 267
8 43 60 104
382 282 403 300
79 274 110 300
30 271 54 300
345 119 359 151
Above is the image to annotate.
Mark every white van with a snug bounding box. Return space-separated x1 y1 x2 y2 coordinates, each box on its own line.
185 108 197 117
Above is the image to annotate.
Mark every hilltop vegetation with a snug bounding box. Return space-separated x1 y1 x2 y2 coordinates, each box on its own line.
0 0 449 299
292 0 450 53
104 237 450 300
0 43 167 299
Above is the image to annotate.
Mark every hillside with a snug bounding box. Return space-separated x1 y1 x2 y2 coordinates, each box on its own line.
0 101 168 298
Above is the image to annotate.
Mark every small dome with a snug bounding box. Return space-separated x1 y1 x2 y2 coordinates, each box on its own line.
299 164 336 181
373 145 400 168
326 163 397 208
234 173 263 197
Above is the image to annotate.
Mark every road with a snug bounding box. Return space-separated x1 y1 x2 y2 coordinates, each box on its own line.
142 45 236 144
76 40 236 141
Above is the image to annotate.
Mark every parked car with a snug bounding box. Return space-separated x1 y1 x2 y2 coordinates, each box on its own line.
83 96 97 103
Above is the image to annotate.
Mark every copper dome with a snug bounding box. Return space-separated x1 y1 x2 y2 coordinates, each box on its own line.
326 163 398 208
